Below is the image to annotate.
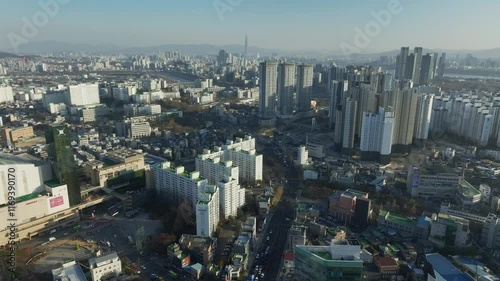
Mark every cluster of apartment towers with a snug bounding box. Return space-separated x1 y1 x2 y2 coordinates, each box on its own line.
258 47 447 164
151 136 263 237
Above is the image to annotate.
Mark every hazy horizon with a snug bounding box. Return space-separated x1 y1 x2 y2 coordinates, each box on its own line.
2 0 500 54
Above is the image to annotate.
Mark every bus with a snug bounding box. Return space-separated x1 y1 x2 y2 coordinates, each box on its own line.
168 270 178 279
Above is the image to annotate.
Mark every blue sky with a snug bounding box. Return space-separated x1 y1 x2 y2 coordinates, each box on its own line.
1 0 500 53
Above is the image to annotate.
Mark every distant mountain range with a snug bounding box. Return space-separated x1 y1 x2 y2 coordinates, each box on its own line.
9 41 279 57
0 51 18 58
3 41 500 59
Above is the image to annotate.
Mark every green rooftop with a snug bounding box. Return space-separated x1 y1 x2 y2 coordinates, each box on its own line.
384 211 417 227
314 251 332 260
458 180 480 197
45 179 61 188
17 192 39 203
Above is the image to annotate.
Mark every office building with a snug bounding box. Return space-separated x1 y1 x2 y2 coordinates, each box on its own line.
277 62 296 117
480 213 500 249
196 185 220 237
258 61 278 122
67 84 100 106
84 150 145 187
296 64 313 112
407 166 460 199
288 225 307 250
294 239 364 281
88 252 122 281
328 189 371 225
1 126 35 146
45 124 81 206
0 86 14 103
413 94 434 140
360 107 395 164
429 213 471 249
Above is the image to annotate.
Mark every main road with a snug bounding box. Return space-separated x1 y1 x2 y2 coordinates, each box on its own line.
257 143 302 281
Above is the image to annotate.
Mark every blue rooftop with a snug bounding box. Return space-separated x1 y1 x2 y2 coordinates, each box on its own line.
454 257 500 281
418 215 432 227
426 254 474 281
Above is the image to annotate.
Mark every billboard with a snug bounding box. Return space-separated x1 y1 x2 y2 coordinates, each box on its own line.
49 196 64 208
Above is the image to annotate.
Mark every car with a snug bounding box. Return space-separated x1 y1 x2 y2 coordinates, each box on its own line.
141 265 146 270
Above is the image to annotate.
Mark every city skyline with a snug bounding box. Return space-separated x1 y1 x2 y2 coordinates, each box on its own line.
2 0 500 54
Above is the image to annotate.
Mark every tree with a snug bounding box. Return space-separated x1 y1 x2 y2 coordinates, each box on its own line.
135 226 145 252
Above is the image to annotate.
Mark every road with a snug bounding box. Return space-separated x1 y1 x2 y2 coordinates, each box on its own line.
253 143 301 281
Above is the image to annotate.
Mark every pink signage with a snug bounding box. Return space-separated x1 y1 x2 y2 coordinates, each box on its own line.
50 196 64 208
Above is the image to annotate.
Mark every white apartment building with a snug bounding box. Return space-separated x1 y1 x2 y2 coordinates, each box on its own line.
196 185 220 237
217 175 245 219
413 94 434 140
123 104 161 117
152 162 207 210
198 136 263 183
360 107 395 164
297 145 308 165
88 252 122 281
195 157 239 185
0 86 14 103
68 84 100 106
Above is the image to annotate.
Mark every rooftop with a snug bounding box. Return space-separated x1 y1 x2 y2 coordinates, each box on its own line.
426 253 474 281
381 211 417 228
457 180 480 197
89 252 119 268
52 261 87 281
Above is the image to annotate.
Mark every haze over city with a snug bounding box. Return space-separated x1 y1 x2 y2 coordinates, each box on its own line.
2 0 500 54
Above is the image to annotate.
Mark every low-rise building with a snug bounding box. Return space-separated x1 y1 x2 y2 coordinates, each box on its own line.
407 165 460 199
429 213 471 249
455 180 481 206
88 252 122 281
179 234 216 266
481 213 500 249
288 225 307 250
328 189 371 226
1 126 35 146
52 261 87 281
294 239 364 281
374 256 399 279
377 211 430 239
168 243 191 268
